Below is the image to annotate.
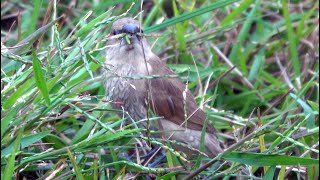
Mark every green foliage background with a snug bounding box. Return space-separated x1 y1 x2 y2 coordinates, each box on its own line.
1 0 319 179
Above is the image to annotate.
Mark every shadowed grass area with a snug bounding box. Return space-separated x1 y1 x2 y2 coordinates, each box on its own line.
1 0 319 179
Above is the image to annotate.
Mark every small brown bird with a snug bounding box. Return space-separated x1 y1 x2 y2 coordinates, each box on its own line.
103 17 222 158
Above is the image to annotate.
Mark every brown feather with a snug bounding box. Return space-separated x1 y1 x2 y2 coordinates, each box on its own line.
147 55 215 134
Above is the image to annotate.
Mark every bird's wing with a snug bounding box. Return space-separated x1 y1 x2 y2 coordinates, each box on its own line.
147 56 215 133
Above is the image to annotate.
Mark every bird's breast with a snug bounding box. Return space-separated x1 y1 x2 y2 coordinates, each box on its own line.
103 62 148 120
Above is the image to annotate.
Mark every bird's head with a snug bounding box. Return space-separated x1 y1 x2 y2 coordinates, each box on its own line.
106 17 151 60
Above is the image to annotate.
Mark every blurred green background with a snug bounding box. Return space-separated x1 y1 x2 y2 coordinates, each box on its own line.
1 0 319 179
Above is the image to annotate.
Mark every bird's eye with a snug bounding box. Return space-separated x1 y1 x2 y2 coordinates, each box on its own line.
112 29 123 36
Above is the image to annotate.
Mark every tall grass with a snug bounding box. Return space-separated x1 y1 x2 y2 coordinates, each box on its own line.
1 0 319 179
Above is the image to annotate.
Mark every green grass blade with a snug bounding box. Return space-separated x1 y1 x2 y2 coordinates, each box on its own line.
262 166 276 180
248 48 265 81
220 0 255 26
228 0 260 63
93 157 98 180
1 107 16 138
8 16 63 54
71 119 95 144
67 148 85 180
281 0 300 78
172 0 189 63
222 152 319 166
2 122 24 180
32 50 51 105
296 1 319 39
1 68 33 95
143 0 163 27
290 93 316 129
75 10 112 37
26 0 43 37
2 131 51 157
144 0 239 33
2 78 35 110
278 166 286 180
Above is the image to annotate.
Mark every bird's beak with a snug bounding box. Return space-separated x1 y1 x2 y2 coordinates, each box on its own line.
120 23 143 47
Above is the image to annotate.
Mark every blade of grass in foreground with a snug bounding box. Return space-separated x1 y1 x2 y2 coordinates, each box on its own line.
67 148 85 180
2 78 35 110
222 152 319 166
32 50 51 105
1 131 51 157
263 166 276 180
1 107 16 138
2 122 24 180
